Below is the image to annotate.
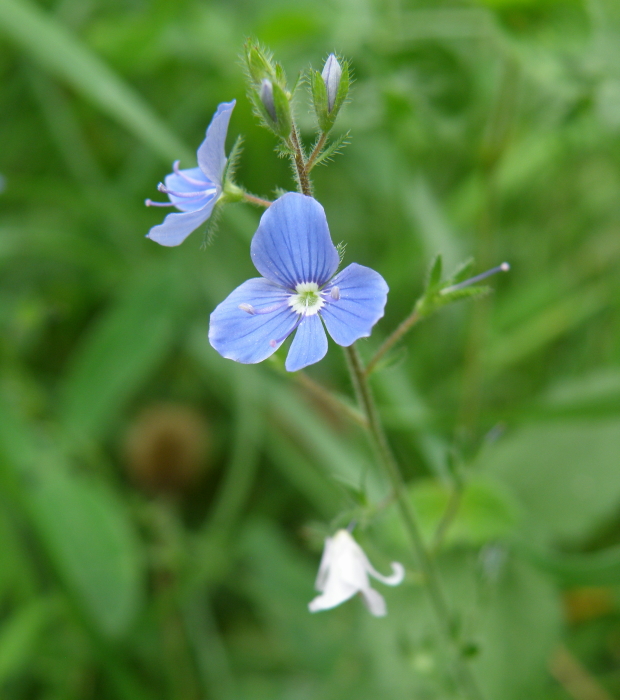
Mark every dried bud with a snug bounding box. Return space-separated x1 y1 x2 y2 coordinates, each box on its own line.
322 54 342 112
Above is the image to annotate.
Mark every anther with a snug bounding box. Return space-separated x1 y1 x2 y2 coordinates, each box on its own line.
238 303 256 314
330 286 340 300
441 262 510 295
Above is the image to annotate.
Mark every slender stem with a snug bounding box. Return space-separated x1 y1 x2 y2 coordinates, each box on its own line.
296 371 368 428
242 192 272 208
550 645 614 700
431 487 463 554
365 308 421 377
288 127 313 196
306 132 328 171
344 344 484 700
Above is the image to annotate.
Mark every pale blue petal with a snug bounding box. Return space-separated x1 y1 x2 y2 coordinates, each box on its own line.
250 193 340 289
209 278 299 364
197 100 236 186
321 263 389 346
146 196 216 247
164 167 216 212
285 314 328 372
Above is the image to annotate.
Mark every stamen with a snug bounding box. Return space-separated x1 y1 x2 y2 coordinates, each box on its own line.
145 199 175 207
157 183 217 199
269 313 303 347
172 160 211 186
330 286 340 300
239 300 289 315
441 262 510 295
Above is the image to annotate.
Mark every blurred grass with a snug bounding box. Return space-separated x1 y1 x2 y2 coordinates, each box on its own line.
1 0 620 698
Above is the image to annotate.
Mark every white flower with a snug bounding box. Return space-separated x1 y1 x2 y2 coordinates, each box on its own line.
308 529 405 617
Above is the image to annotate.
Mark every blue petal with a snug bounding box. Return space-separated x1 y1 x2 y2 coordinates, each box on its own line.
209 278 299 364
146 196 216 247
285 314 328 372
164 167 216 212
250 193 340 289
197 100 236 187
321 263 389 346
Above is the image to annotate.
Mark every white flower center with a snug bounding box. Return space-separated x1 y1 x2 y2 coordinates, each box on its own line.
288 282 325 316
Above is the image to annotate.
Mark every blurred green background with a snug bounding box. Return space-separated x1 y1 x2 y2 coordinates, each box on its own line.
1 0 620 697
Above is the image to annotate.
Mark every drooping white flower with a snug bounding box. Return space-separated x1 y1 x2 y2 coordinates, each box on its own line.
308 529 404 617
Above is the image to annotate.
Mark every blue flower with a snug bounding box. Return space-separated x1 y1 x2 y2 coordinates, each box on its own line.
209 193 389 372
145 100 235 247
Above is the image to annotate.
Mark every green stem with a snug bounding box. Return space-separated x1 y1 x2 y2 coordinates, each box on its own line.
365 307 421 377
288 126 313 196
296 371 368 428
306 132 328 171
344 344 484 700
242 192 272 208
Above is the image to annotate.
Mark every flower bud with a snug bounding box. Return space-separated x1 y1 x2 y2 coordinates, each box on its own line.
256 78 292 138
260 79 277 122
311 54 350 133
244 40 276 84
322 54 342 112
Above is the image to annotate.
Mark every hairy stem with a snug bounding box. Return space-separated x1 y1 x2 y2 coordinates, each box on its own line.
242 192 272 208
365 308 421 377
344 344 484 700
288 127 313 196
306 132 328 171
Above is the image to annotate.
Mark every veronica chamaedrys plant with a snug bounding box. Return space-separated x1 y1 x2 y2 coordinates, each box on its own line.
308 529 405 617
208 193 388 372
145 101 235 247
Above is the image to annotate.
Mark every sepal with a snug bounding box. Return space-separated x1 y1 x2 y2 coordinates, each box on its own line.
312 55 350 133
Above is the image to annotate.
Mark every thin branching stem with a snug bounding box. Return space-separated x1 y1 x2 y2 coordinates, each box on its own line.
344 344 484 700
242 192 272 208
306 132 328 171
365 308 421 377
296 371 368 428
288 127 313 196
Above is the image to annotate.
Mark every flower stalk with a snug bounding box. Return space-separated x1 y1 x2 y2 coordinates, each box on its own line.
344 344 484 700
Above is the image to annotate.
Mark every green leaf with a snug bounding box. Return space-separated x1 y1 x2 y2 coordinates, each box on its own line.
426 254 443 293
414 478 520 546
27 462 143 638
0 599 55 684
0 405 143 639
525 544 620 587
477 419 620 545
310 130 351 167
0 0 190 162
59 264 180 442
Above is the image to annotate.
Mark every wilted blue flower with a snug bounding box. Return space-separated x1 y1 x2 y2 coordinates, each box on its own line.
209 193 388 372
145 100 235 247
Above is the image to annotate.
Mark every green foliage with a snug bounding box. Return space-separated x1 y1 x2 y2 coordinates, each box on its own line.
1 0 620 697
414 254 492 318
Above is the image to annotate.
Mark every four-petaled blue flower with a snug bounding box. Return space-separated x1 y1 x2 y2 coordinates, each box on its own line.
209 193 388 372
145 100 235 247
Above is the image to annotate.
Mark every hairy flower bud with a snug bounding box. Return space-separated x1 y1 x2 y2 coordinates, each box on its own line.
311 54 350 133
244 40 276 84
260 79 277 122
255 78 292 138
322 54 342 112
